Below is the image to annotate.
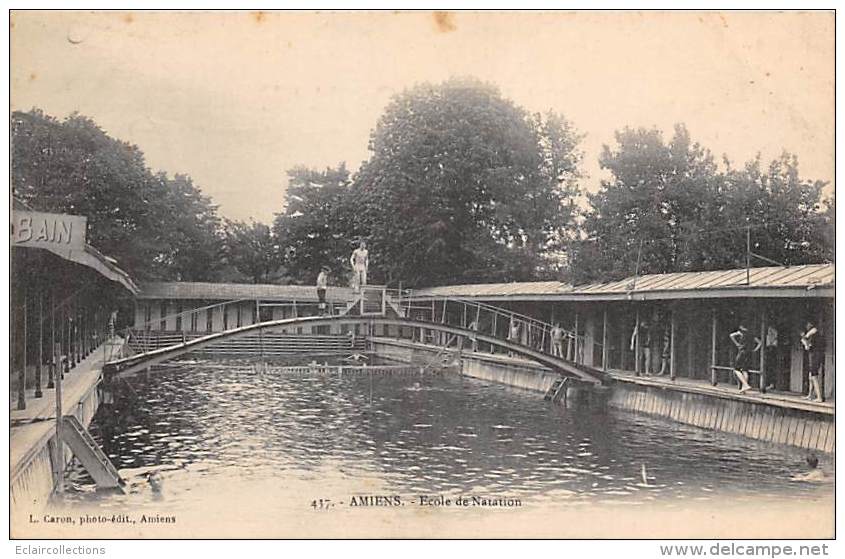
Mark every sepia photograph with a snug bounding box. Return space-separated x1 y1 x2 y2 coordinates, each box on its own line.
7 9 835 541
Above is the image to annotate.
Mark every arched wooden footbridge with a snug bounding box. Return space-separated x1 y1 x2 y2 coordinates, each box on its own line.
104 314 609 385
104 286 609 384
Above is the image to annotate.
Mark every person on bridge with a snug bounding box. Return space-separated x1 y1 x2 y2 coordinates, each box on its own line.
551 323 564 358
729 324 753 393
468 319 479 352
508 319 520 357
350 241 369 291
316 266 329 315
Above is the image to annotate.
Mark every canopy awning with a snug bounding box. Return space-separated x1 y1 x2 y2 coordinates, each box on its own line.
43 244 139 295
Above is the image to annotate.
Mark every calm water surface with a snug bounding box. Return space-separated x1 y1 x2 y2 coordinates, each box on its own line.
64 356 832 513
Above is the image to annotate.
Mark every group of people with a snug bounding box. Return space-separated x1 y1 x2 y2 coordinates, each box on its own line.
315 241 370 315
729 320 824 401
629 316 672 377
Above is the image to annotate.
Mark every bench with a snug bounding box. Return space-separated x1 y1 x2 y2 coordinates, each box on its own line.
710 365 763 389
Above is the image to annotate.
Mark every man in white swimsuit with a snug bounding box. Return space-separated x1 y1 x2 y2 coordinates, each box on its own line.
350 241 369 290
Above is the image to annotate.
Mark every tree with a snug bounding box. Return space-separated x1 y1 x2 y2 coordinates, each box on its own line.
350 78 582 286
11 110 223 281
273 164 357 284
567 124 832 284
223 219 284 283
155 174 225 281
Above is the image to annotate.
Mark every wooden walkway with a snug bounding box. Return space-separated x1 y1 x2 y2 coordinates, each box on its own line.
607 369 834 416
10 339 124 484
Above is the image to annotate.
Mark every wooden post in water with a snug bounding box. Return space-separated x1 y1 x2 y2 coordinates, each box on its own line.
670 307 677 380
36 292 43 398
759 309 767 393
602 308 608 371
710 308 718 386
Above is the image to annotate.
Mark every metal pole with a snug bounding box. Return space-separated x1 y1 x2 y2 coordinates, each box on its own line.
36 291 43 398
746 225 751 286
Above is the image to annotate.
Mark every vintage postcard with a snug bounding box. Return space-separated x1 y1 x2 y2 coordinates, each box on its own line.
8 10 834 540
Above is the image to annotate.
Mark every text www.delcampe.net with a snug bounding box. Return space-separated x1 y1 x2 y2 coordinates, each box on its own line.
659 544 831 558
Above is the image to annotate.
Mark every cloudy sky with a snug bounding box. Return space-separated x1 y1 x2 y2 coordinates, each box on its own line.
11 11 834 222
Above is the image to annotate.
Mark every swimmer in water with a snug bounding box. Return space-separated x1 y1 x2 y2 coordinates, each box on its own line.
147 471 164 497
791 454 827 482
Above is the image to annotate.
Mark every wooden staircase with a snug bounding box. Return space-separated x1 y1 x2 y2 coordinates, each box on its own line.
60 415 124 490
544 377 569 404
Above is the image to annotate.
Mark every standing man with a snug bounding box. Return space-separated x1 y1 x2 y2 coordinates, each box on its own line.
316 266 329 315
507 318 520 357
801 321 824 402
468 319 479 352
550 323 564 358
762 324 779 390
630 318 652 376
730 324 753 393
350 240 369 291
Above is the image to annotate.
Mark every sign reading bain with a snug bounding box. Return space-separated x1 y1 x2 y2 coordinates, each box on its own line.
11 211 87 251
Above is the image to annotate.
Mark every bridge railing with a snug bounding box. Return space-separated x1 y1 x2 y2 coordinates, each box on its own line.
394 292 596 365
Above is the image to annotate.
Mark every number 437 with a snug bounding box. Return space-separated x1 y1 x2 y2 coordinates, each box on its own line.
311 499 333 510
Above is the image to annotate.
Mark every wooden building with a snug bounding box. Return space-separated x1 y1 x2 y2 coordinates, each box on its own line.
134 281 355 334
412 264 834 400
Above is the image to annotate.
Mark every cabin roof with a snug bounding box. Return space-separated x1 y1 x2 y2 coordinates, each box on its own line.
412 264 834 301
137 281 354 302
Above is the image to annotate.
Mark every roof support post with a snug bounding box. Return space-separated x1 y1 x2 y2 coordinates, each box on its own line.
634 307 640 375
670 306 677 381
710 308 718 386
601 308 608 372
36 291 43 398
